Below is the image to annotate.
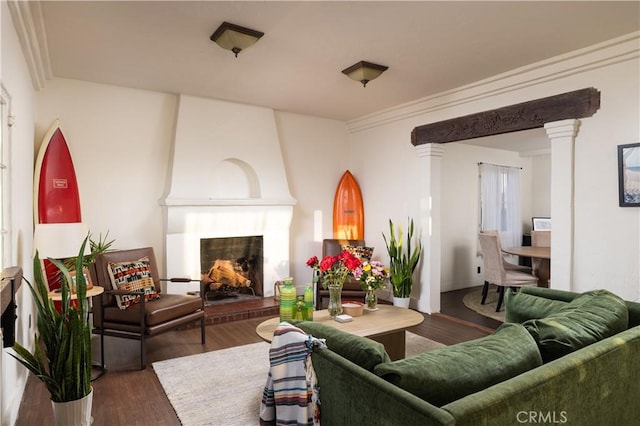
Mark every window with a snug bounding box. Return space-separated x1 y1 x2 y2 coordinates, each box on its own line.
479 163 522 249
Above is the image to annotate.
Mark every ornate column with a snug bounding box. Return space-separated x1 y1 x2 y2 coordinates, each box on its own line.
544 119 580 291
414 143 445 313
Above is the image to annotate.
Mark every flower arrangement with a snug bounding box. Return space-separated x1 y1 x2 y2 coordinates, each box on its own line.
354 260 389 291
306 250 362 288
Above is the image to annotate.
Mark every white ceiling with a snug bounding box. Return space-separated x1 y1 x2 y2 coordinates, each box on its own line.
36 1 639 132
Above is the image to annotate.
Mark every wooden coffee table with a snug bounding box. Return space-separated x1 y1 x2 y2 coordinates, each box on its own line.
255 305 424 360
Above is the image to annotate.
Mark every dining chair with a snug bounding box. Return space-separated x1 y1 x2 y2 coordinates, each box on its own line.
478 233 538 312
479 230 532 305
530 230 551 285
531 230 551 247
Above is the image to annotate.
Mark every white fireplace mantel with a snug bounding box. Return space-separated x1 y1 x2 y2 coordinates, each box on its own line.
162 95 296 297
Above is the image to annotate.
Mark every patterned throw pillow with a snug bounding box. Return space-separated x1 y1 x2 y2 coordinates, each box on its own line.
107 257 160 310
340 245 374 261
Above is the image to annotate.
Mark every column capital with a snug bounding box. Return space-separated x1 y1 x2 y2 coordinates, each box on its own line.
544 119 580 140
415 143 445 158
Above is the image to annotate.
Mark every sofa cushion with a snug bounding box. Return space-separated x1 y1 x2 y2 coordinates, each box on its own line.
107 257 160 310
373 323 542 407
296 321 390 371
522 289 629 362
505 289 568 323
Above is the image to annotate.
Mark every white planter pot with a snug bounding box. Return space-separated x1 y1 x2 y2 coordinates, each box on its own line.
51 387 93 426
393 297 411 308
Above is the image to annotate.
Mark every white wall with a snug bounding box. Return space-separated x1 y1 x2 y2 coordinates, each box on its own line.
1 2 38 424
349 33 640 307
530 154 551 219
570 57 640 298
35 78 177 271
274 111 351 289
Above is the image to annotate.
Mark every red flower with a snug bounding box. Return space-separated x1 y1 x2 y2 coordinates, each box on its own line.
319 255 337 272
341 252 361 270
306 256 319 268
307 250 362 289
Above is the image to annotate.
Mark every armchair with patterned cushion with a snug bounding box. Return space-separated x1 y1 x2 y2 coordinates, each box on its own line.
315 239 374 309
90 247 205 370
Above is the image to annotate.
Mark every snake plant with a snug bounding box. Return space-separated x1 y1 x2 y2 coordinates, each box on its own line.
383 218 422 298
10 237 92 402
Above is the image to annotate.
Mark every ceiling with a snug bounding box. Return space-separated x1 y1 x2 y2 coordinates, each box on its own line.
36 1 639 128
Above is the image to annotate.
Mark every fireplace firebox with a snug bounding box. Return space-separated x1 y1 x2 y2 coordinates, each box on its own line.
200 236 263 300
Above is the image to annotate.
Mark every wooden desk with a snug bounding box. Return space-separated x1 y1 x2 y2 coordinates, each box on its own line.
503 246 550 287
256 305 424 360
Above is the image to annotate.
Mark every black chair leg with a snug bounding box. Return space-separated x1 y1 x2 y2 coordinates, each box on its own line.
141 337 147 370
496 287 506 312
100 330 105 370
201 317 206 344
481 281 489 305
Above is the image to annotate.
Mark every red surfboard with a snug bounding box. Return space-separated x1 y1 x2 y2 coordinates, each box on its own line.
34 120 83 294
34 120 82 224
333 170 364 240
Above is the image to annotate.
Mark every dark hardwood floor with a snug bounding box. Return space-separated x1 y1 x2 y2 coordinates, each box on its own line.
15 286 498 425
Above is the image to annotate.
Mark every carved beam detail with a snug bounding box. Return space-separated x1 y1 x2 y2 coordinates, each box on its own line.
411 87 600 146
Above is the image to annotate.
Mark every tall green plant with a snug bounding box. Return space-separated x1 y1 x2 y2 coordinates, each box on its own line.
383 218 422 298
10 238 92 402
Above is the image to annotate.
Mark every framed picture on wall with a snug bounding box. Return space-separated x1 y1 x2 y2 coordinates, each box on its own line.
618 143 640 207
532 217 551 231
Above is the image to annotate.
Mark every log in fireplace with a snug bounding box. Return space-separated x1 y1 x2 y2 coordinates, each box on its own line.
200 236 263 301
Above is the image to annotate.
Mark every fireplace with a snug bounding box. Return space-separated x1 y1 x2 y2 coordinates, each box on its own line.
200 236 263 299
161 95 296 297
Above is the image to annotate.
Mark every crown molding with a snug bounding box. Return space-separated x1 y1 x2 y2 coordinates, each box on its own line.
347 31 640 133
7 0 52 91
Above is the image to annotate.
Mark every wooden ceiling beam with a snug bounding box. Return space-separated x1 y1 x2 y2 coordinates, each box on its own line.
411 87 600 146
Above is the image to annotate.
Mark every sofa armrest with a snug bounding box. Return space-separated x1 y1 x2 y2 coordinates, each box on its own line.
311 348 454 426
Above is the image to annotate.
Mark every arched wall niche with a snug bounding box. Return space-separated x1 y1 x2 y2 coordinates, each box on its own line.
210 158 262 199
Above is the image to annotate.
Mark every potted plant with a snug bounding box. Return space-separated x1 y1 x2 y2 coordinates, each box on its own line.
62 231 115 277
382 218 422 308
10 237 93 425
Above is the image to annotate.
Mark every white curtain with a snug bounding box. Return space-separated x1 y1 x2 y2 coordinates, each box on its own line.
479 163 522 249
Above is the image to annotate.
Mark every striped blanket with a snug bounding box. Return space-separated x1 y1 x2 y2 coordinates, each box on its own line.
260 322 326 426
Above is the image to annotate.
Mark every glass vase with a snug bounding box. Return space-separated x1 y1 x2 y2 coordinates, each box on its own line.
327 282 343 317
365 288 378 310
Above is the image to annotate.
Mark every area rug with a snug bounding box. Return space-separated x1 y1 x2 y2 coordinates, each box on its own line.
153 332 443 426
462 287 506 322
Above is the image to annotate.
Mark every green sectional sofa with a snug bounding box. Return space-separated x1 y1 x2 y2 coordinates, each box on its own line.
297 287 640 425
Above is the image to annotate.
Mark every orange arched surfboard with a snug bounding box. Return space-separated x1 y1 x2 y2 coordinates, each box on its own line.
333 170 364 240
